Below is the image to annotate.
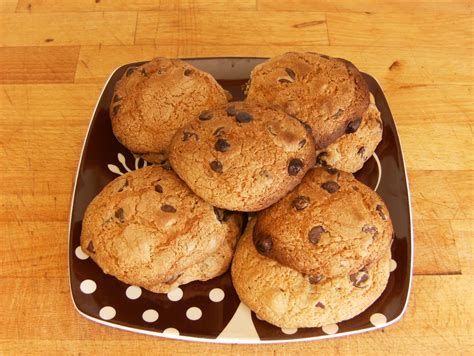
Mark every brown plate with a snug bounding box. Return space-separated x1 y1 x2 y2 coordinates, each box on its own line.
68 57 413 343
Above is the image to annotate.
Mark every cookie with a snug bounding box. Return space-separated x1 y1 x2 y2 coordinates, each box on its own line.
253 167 393 279
80 165 243 293
246 52 370 149
168 101 316 212
315 103 383 173
232 219 391 328
110 57 228 163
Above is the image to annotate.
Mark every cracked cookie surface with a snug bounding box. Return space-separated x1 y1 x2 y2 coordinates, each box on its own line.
232 219 391 328
246 52 370 149
315 103 383 173
168 101 316 212
253 167 393 278
110 57 228 163
80 165 243 293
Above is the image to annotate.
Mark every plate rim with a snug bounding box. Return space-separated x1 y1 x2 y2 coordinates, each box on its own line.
68 57 414 344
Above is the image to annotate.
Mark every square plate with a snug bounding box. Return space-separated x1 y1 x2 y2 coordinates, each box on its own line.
68 57 413 344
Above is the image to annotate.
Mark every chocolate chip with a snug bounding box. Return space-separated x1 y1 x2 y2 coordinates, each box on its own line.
184 68 193 76
236 111 253 123
298 139 306 149
316 302 325 309
362 224 378 238
215 138 230 152
141 68 148 77
288 158 304 176
213 207 231 223
86 241 95 254
278 78 292 84
199 110 213 121
376 204 386 220
316 152 327 166
115 208 125 223
292 196 310 210
155 184 163 193
254 234 273 254
117 179 128 192
113 94 122 103
325 166 338 175
226 106 237 116
308 275 324 284
213 127 225 136
125 67 136 76
285 68 296 80
308 226 325 244
346 117 362 133
210 160 223 173
358 146 366 157
182 131 198 141
321 181 340 193
161 204 177 213
350 268 369 288
112 105 121 117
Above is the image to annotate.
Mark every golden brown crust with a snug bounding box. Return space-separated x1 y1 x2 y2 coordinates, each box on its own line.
246 52 370 149
253 167 393 278
110 57 228 163
80 165 243 293
232 219 391 328
168 101 316 212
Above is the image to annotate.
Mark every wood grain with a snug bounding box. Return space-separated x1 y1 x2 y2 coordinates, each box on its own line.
258 0 473 13
0 12 137 46
135 11 328 46
326 12 473 47
16 0 256 12
0 1 473 354
0 46 80 83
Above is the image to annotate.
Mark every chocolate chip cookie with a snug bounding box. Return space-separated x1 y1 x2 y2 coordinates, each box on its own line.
232 219 391 328
246 52 370 149
168 101 316 212
315 103 383 173
110 57 228 163
253 167 393 279
80 165 243 293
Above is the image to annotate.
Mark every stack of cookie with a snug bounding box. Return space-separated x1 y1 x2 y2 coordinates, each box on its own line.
80 53 392 329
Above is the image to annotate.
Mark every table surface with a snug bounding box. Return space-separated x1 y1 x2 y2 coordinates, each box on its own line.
1 0 472 354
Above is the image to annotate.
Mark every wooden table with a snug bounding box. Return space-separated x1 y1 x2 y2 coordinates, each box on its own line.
1 1 472 354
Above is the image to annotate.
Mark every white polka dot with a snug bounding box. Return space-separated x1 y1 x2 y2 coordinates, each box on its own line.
186 307 202 321
281 328 298 335
370 313 387 326
126 285 142 300
167 287 183 302
80 279 96 294
99 306 116 320
163 327 180 336
142 309 159 323
209 288 225 302
75 246 89 260
389 259 397 272
322 323 339 335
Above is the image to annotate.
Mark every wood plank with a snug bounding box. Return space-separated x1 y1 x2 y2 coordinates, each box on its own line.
15 0 256 12
398 123 473 171
0 46 80 84
135 11 328 46
0 0 17 13
326 12 473 47
75 45 473 86
0 12 137 47
451 219 473 275
0 275 472 353
409 170 473 220
258 0 473 13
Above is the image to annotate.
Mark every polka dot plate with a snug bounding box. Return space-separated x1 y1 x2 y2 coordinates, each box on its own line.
68 57 413 343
